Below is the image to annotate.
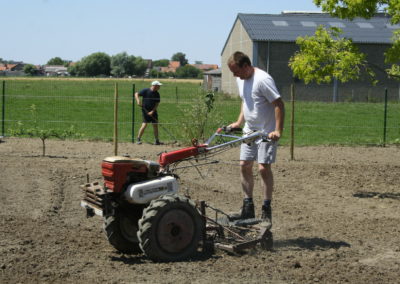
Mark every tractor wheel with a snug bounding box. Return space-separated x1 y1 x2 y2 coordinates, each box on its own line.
137 194 204 262
103 209 141 254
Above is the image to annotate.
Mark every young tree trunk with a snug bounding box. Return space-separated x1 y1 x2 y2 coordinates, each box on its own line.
41 138 46 156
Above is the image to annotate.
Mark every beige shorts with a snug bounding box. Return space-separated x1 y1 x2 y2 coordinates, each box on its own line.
240 141 277 164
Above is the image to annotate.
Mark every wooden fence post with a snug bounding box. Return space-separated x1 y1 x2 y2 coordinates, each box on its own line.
290 84 295 161
132 84 135 143
114 83 118 155
383 88 388 147
1 81 5 138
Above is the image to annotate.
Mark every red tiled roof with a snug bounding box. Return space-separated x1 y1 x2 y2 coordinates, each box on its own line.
169 61 180 69
0 64 19 71
160 66 177 73
189 64 219 71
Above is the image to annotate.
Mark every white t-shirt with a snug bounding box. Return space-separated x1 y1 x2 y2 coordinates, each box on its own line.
236 68 281 134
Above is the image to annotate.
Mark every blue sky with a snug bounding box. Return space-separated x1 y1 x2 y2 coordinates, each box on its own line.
1 0 321 66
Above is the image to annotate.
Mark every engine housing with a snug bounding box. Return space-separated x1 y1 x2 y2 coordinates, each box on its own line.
124 176 179 204
101 156 160 193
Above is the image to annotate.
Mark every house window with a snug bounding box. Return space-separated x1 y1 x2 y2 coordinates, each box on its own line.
329 22 346 28
386 23 400 29
356 22 374 28
301 21 317 27
272 20 288 27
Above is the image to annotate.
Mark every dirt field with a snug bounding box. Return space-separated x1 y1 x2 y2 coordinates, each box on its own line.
1 137 399 284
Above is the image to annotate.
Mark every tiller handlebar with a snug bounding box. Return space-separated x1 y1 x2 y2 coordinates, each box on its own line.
158 127 269 170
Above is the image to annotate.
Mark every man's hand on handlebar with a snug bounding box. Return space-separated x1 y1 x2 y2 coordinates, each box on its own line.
224 122 243 134
223 125 242 134
228 122 241 129
268 130 281 141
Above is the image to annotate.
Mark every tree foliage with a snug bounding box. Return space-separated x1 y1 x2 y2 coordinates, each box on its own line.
171 52 188 66
133 56 148 77
0 58 19 64
47 57 65 66
153 59 169 67
79 52 111 77
67 61 83 76
67 52 150 77
110 52 136 77
289 26 375 84
179 92 222 143
313 0 400 77
23 64 37 76
314 0 384 20
175 65 202 78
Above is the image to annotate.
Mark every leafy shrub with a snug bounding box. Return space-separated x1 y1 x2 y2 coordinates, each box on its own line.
178 92 223 143
9 105 82 156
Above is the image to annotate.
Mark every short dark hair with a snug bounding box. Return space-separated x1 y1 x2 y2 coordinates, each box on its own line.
227 51 252 68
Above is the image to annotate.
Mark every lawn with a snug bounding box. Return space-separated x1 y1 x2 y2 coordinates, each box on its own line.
1 78 399 146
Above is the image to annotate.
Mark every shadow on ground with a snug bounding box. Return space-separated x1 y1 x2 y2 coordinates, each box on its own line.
274 237 351 251
353 191 400 200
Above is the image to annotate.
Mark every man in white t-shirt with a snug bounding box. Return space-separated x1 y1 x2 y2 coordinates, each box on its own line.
227 51 285 226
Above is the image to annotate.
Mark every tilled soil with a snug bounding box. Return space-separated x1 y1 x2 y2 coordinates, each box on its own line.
0 138 399 284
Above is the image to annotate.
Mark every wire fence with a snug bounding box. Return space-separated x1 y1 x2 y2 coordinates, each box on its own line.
1 79 399 147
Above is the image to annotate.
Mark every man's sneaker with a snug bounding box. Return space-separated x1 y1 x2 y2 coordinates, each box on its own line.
228 200 255 221
136 138 142 145
261 205 272 227
155 140 163 145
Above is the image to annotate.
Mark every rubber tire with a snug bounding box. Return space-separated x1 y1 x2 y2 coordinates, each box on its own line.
137 194 203 262
103 210 141 254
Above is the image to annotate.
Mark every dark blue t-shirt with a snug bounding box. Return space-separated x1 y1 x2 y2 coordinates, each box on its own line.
139 88 160 111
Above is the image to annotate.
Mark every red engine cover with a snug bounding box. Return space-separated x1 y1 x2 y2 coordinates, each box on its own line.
102 158 148 193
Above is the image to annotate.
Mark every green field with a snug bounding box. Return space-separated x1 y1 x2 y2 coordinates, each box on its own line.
1 78 399 146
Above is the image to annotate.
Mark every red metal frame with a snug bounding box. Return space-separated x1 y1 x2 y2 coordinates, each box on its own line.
158 145 207 167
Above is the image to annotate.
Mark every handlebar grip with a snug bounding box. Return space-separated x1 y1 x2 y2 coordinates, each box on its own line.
230 127 243 132
223 126 242 133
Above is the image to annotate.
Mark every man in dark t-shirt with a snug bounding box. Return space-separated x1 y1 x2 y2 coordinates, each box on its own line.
134 81 162 145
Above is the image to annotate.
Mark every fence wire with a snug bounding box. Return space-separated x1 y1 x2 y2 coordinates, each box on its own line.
1 79 399 146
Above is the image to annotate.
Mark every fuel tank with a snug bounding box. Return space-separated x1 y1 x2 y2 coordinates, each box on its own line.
123 176 178 204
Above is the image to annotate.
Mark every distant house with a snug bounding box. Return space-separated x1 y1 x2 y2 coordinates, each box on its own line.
190 64 219 72
143 59 153 78
0 63 25 76
221 12 399 101
0 63 24 71
145 59 153 69
159 61 181 73
44 65 69 76
203 68 221 92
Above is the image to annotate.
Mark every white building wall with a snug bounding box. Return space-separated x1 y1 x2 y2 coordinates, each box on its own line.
221 19 253 96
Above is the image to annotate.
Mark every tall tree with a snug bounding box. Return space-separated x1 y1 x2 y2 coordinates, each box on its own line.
67 62 84 76
133 56 148 76
47 57 65 65
23 64 37 76
171 52 188 66
289 26 375 84
314 0 400 77
110 52 135 77
0 59 19 64
79 52 111 76
176 65 202 78
153 59 169 67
